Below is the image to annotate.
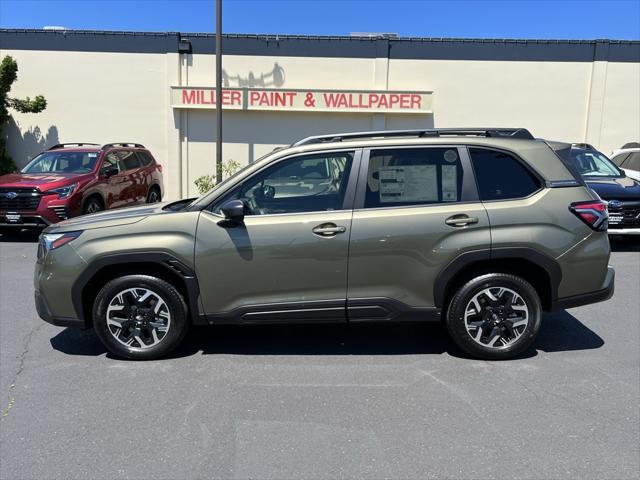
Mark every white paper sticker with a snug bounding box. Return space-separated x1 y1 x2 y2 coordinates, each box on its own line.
442 164 458 201
379 165 438 203
444 149 458 163
88 153 98 157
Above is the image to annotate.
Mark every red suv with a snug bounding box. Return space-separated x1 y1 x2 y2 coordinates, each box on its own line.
0 143 163 234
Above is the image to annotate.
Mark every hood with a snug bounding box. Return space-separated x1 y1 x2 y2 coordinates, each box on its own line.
585 176 640 200
45 202 169 232
0 172 91 190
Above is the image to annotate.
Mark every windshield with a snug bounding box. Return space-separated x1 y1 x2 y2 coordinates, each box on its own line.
21 151 100 174
570 149 623 177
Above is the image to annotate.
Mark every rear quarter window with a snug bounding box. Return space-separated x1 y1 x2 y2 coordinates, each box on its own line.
469 148 541 201
137 151 155 166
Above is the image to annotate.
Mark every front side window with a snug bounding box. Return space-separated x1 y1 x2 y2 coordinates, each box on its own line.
470 148 541 201
569 149 622 177
100 153 120 175
364 148 464 208
21 151 100 174
223 151 354 215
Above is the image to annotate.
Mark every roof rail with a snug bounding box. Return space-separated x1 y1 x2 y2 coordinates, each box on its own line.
47 142 100 150
101 142 146 149
293 128 534 146
571 142 596 150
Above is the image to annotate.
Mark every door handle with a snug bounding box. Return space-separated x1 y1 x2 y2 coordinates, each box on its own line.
445 215 479 227
312 223 347 236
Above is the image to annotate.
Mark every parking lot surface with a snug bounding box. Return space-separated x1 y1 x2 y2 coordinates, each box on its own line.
0 233 638 480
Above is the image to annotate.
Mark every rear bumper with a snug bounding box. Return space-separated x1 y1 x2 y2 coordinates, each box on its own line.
552 266 615 310
34 290 86 328
608 228 640 235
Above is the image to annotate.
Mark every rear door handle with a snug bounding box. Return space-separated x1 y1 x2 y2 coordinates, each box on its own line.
445 215 479 227
312 223 347 236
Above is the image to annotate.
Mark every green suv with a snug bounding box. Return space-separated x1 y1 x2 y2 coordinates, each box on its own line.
34 129 614 360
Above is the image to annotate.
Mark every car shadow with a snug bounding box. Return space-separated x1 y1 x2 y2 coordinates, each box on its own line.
49 309 604 360
0 230 40 243
609 236 640 252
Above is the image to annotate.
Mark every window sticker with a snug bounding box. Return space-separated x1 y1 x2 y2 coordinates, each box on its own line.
88 153 98 158
444 149 458 163
442 164 458 201
379 165 438 203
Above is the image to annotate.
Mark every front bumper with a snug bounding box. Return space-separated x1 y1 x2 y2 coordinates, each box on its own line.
34 290 86 328
552 266 615 310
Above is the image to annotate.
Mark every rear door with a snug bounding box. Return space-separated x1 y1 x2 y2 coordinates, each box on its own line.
347 146 490 318
116 150 144 204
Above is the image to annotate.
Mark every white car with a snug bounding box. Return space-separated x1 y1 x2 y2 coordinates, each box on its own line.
610 147 640 181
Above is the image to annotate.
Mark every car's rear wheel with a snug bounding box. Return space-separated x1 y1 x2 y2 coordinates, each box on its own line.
83 196 104 215
93 275 189 360
146 187 161 204
445 273 542 360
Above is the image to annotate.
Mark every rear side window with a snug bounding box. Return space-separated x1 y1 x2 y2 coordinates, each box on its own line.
470 148 541 201
623 152 640 171
137 151 155 166
611 153 630 167
117 151 141 171
364 148 464 208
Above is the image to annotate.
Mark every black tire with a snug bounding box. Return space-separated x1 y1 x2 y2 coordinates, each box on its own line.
0 227 20 238
83 196 104 215
93 275 189 360
146 186 161 204
445 273 542 360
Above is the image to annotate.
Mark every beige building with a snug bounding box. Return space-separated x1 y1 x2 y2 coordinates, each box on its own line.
1 29 639 200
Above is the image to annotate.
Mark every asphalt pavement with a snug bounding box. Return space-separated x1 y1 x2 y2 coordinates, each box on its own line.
0 232 638 480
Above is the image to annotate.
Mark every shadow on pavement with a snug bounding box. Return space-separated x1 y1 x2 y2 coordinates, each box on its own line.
0 230 40 243
609 236 640 252
50 308 603 360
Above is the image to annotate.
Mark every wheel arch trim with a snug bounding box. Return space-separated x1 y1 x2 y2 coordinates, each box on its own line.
71 251 201 324
433 247 562 308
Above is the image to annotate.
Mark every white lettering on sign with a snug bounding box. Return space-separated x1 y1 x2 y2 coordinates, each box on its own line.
171 87 433 114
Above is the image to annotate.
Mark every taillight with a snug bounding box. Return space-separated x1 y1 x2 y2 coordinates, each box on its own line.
157 164 163 173
569 200 608 231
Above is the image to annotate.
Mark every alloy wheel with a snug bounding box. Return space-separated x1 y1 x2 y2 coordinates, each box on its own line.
106 287 171 349
463 286 529 349
148 190 160 203
86 202 101 214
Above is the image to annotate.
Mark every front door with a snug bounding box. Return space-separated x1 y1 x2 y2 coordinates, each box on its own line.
195 149 360 322
347 146 491 319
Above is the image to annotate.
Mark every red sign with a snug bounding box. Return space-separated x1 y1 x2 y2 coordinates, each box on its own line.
171 87 433 114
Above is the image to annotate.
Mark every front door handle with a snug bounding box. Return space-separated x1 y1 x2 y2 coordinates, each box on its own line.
312 223 347 236
445 215 479 227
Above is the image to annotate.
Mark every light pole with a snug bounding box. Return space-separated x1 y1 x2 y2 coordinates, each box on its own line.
215 0 223 183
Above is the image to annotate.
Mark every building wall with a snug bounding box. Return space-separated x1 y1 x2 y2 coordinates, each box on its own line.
2 30 639 200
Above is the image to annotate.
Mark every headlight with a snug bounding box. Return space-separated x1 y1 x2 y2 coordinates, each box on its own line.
47 183 78 199
40 231 82 254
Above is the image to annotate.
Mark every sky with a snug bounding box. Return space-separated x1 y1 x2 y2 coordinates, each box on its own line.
0 0 639 40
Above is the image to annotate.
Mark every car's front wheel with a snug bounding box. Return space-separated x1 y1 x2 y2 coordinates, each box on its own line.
83 197 104 215
93 275 189 360
445 273 542 360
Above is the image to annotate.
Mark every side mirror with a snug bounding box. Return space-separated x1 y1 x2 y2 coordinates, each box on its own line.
220 199 246 223
103 166 118 178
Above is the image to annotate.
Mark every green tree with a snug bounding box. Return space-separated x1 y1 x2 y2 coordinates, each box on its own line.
0 55 47 174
